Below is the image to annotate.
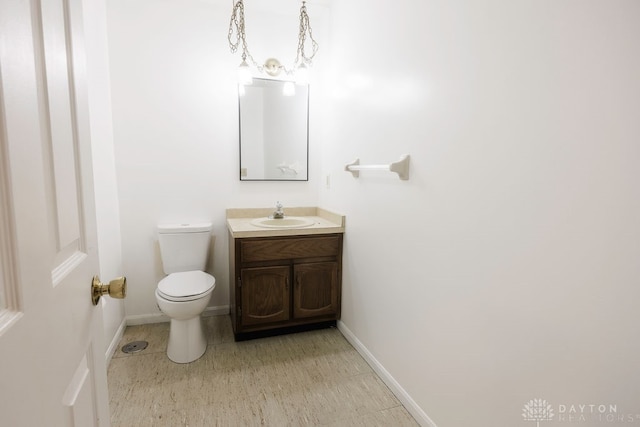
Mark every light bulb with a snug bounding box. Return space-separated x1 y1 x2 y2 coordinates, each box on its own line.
238 60 253 85
295 63 309 85
283 81 295 96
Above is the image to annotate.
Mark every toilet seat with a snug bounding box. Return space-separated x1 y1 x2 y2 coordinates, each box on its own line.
157 271 215 302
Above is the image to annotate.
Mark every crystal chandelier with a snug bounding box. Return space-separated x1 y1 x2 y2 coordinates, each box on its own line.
227 0 319 86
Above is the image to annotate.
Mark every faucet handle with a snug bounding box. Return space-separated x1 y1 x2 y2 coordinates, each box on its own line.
276 201 283 210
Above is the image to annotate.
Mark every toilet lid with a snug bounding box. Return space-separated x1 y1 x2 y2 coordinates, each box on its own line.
157 271 215 299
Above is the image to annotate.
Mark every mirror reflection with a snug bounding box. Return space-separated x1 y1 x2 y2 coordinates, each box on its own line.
239 78 309 181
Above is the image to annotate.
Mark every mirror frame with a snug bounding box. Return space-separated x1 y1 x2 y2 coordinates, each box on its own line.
238 78 309 181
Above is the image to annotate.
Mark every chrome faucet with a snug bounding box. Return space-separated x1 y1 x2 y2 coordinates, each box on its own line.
272 201 285 219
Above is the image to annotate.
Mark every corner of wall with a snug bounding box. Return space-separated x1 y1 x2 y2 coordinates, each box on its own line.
337 321 438 427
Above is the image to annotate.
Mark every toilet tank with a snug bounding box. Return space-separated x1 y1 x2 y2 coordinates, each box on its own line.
158 222 213 274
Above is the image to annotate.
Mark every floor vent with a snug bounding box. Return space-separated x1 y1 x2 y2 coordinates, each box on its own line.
121 341 148 354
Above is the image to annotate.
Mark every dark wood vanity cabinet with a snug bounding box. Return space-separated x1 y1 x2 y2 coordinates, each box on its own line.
293 262 339 319
229 233 342 339
240 266 290 326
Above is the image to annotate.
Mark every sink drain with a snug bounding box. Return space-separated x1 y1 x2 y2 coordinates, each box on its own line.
121 340 148 354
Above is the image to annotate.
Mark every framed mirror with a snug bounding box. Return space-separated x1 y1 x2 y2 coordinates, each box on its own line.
239 78 309 181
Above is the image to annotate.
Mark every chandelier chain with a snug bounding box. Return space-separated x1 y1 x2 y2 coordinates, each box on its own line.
227 0 264 72
295 1 319 67
228 0 318 76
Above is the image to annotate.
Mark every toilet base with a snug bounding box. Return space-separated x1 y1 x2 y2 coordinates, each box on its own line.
166 316 207 363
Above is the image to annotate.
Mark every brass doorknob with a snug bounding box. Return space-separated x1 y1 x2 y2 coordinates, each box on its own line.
91 276 127 306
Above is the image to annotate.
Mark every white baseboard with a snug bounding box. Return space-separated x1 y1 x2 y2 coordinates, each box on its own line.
203 305 230 317
337 321 438 427
125 305 229 326
105 317 126 366
126 312 168 326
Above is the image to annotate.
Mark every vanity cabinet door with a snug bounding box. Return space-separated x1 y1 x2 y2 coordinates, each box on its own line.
293 262 339 319
240 266 290 326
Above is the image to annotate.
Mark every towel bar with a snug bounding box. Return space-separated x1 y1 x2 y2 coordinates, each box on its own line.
344 154 410 180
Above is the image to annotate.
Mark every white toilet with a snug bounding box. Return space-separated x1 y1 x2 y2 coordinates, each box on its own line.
155 222 216 363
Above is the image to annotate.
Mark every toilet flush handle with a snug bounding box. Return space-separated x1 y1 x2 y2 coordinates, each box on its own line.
91 276 127 306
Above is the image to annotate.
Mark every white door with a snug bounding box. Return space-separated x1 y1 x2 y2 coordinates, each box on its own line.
0 0 111 426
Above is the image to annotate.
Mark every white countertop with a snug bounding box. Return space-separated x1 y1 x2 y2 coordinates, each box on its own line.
226 207 345 238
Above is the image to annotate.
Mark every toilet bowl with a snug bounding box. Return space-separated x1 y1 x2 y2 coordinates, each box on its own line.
155 222 216 363
155 271 215 363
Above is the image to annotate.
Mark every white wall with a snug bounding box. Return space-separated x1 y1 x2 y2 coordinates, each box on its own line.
106 0 328 320
319 1 640 426
83 0 125 358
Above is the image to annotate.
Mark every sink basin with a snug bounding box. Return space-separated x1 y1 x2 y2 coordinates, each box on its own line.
250 216 315 229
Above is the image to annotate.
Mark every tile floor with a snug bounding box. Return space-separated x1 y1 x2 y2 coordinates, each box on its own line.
108 315 418 426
